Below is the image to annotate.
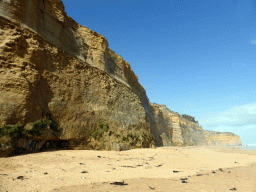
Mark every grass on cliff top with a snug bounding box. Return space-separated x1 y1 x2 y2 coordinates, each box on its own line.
0 118 62 147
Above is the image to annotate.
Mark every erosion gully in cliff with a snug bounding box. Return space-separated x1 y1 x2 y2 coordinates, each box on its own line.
0 0 241 157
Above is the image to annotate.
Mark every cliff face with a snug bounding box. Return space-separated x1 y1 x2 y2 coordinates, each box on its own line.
149 104 241 147
0 0 241 156
0 0 149 110
203 131 241 146
0 0 153 156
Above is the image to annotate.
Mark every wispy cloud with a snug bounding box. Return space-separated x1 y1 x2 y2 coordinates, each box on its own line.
199 103 256 144
250 40 256 45
200 103 256 127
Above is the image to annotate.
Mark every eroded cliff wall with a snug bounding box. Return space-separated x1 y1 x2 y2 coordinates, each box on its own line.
0 0 241 156
0 0 149 111
0 0 153 156
149 104 241 147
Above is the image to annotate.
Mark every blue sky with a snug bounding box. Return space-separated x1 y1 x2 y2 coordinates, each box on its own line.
62 0 256 145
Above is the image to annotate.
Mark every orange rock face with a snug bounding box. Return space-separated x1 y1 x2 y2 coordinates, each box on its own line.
0 0 241 156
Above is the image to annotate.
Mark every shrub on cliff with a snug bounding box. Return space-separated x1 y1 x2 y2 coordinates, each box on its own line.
0 124 25 146
27 120 48 136
92 128 104 140
0 118 62 147
26 119 61 136
128 133 140 141
97 121 109 132
121 136 128 142
142 131 155 147
90 120 109 140
48 118 62 133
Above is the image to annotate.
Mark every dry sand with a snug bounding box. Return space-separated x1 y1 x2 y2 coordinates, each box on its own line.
0 146 256 192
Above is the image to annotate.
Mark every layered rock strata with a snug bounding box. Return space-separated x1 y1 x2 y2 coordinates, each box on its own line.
0 0 241 156
149 104 241 147
0 0 153 157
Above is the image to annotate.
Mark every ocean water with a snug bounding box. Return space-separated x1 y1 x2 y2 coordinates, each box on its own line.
240 146 256 150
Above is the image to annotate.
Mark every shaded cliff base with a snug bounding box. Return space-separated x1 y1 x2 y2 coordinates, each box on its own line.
0 147 255 192
0 118 155 157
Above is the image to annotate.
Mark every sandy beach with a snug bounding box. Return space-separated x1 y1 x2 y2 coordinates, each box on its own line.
0 146 256 192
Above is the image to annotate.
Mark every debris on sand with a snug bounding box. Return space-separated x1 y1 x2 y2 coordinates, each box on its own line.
110 181 128 186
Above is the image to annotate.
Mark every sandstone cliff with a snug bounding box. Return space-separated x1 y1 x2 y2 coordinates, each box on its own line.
0 0 153 156
0 0 241 156
149 104 241 147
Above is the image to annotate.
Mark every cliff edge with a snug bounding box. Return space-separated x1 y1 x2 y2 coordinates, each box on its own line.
0 0 241 156
149 104 241 147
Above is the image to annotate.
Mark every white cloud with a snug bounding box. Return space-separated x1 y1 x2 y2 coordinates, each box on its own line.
199 103 256 145
200 103 256 127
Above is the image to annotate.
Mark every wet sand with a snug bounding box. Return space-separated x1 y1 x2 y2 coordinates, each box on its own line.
0 146 256 192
